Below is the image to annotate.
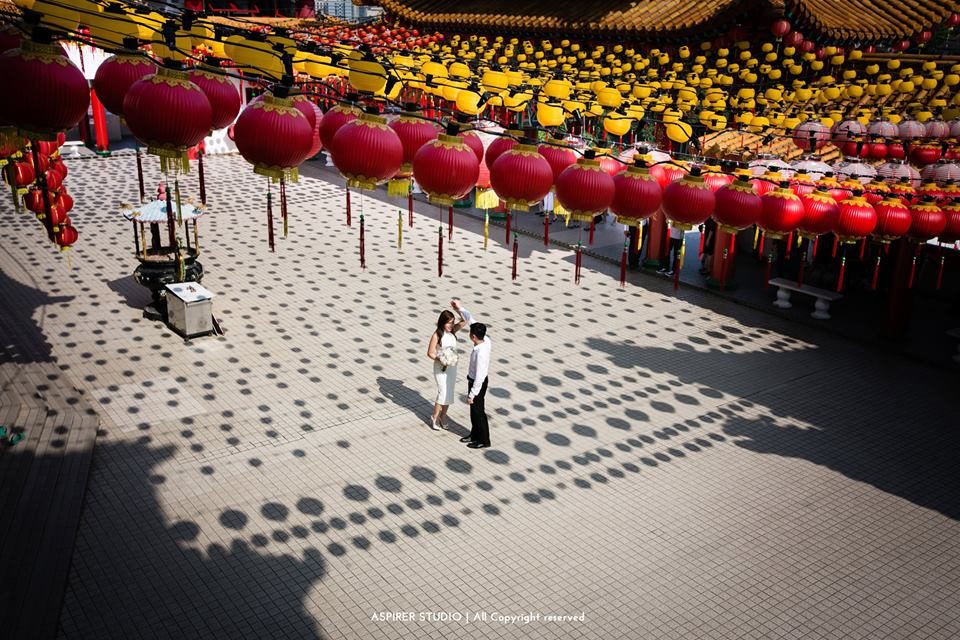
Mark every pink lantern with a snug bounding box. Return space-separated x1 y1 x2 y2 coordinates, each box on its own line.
867 119 898 138
898 119 926 140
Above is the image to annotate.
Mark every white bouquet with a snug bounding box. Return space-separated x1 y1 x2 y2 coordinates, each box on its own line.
437 346 458 371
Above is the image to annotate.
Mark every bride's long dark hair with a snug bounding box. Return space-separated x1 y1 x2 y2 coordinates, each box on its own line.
435 310 455 341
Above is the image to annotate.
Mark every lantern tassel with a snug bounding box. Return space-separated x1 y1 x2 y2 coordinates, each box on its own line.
857 237 865 260
785 232 793 260
936 253 945 290
437 225 443 278
448 205 453 240
574 243 582 284
397 210 403 250
812 235 819 259
505 211 511 244
698 226 705 257
136 148 145 203
345 187 351 227
758 231 765 255
483 211 489 250
831 237 839 258
408 192 414 228
836 255 846 293
280 177 288 238
266 187 275 252
908 255 917 289
674 235 684 291
543 212 549 246
359 213 366 269
753 225 759 249
871 255 881 290
198 151 206 205
619 236 628 288
589 217 595 245
511 233 519 281
637 223 644 252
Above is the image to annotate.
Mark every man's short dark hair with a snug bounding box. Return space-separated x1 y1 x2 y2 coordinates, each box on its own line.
470 322 487 340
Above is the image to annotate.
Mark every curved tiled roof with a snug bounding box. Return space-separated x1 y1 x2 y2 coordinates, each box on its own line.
370 0 960 39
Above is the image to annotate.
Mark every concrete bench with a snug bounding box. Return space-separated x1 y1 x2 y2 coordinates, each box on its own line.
768 277 843 320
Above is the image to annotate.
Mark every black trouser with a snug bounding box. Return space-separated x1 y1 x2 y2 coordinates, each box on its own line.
665 237 682 270
466 376 489 445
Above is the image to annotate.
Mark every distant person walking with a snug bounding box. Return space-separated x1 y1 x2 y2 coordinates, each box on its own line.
452 300 492 449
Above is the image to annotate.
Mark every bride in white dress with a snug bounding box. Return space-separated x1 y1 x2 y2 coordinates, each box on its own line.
426 301 467 430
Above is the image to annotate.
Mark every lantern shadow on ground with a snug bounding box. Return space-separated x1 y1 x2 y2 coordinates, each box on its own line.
55 441 329 640
585 337 960 521
0 267 73 363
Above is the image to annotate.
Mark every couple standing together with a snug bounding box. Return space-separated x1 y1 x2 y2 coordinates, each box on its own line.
426 299 492 449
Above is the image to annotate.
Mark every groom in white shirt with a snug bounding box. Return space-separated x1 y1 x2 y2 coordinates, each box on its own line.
451 301 492 449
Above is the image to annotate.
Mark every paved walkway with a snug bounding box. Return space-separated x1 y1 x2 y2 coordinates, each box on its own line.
0 153 958 639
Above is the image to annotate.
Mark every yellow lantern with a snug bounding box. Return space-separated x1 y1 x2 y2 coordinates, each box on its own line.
747 116 769 133
830 55 844 66
603 112 633 137
922 78 937 90
536 101 565 127
843 70 856 81
456 88 485 115
922 61 937 72
783 46 796 56
899 80 915 93
946 74 960 87
596 87 622 108
665 122 692 143
349 50 388 94
543 78 572 100
887 59 900 70
809 61 823 72
846 85 864 99
480 69 507 93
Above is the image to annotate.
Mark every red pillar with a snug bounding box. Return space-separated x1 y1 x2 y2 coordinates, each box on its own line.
710 228 739 288
644 209 668 268
90 88 109 153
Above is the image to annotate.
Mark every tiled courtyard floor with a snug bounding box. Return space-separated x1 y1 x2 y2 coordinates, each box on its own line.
1 152 959 639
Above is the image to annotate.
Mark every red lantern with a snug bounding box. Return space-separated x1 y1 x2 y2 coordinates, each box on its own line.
0 40 89 140
785 31 803 46
459 128 484 163
55 189 73 215
948 12 960 28
318 103 360 150
703 168 734 192
886 142 905 160
490 144 554 211
597 153 622 177
914 30 933 45
234 94 314 180
751 171 778 196
713 176 761 232
873 196 913 242
93 54 157 117
835 194 877 241
23 187 54 214
555 156 616 221
790 171 816 197
389 113 440 177
124 68 212 168
908 199 946 241
658 162 688 187
917 181 945 205
412 133 480 206
891 179 918 206
43 168 62 192
484 130 520 171
662 168 716 230
611 164 662 225
910 143 942 166
330 113 404 190
798 188 840 238
771 19 791 38
538 139 577 184
54 224 78 251
49 154 67 181
863 180 887 205
3 159 34 190
939 201 960 243
816 173 851 202
189 70 241 131
760 185 805 238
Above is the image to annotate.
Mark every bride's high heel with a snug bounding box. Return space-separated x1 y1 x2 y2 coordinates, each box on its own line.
437 417 448 430
429 419 441 431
